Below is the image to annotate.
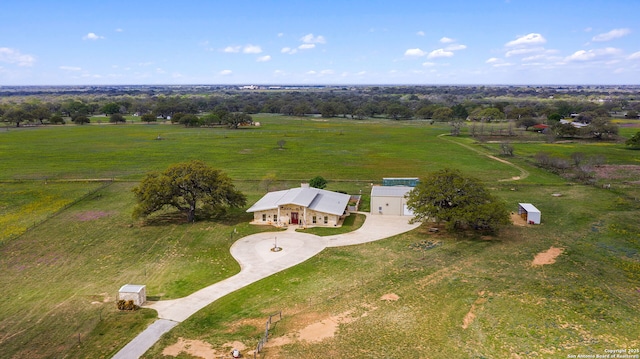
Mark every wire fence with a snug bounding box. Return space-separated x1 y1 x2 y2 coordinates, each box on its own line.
3 179 114 243
254 311 282 359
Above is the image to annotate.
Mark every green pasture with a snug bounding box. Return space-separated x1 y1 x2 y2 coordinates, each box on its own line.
1 117 526 182
0 116 638 358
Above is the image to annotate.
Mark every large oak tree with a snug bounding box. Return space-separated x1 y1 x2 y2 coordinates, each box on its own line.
132 160 246 222
406 168 510 233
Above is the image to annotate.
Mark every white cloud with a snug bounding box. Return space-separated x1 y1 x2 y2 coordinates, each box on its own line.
440 37 455 43
59 66 82 71
422 62 436 67
115 28 124 32
427 49 454 59
320 69 334 75
298 43 315 50
485 57 512 67
563 48 620 62
306 70 317 75
505 33 546 47
565 50 596 62
277 32 284 37
405 48 427 57
83 32 104 40
257 55 271 62
0 47 35 66
243 45 262 54
156 68 166 74
224 46 241 53
417 31 425 36
505 47 542 57
355 71 367 76
281 47 297 54
301 33 326 44
592 28 631 42
628 51 640 60
445 44 467 51
219 69 232 75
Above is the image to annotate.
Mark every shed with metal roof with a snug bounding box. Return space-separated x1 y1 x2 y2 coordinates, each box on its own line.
370 185 414 216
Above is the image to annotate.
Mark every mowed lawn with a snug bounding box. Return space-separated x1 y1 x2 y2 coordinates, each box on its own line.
0 116 638 358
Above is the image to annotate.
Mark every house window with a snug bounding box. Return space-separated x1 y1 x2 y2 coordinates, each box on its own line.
312 216 317 224
262 214 266 221
324 216 328 224
273 214 278 222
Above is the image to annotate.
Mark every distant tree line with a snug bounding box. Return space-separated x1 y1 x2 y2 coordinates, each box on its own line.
1 87 638 141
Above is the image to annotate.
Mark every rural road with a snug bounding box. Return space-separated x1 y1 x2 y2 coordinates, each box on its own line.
112 213 419 359
437 133 530 181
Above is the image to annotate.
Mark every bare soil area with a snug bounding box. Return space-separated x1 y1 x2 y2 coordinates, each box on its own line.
162 338 247 359
532 247 564 266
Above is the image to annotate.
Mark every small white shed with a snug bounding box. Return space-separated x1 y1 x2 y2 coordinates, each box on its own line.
518 203 541 225
118 284 147 306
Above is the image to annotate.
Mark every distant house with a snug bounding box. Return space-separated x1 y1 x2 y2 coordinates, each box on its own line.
560 119 589 128
246 184 350 227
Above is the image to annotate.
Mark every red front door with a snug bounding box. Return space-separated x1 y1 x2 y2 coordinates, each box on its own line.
291 212 299 224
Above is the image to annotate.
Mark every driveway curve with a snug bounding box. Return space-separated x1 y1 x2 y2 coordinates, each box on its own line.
112 213 419 359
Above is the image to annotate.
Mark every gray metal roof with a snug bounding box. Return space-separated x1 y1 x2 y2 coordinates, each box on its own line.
247 187 350 216
119 284 145 293
371 185 413 197
518 203 540 214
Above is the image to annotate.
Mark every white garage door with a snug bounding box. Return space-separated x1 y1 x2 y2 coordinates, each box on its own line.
403 204 414 216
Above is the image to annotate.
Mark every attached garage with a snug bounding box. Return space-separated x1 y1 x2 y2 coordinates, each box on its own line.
518 203 541 224
370 186 414 216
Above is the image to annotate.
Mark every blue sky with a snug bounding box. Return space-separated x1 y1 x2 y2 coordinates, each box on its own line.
1 0 639 85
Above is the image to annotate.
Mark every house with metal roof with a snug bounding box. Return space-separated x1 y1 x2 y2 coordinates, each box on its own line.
247 184 351 228
370 185 414 216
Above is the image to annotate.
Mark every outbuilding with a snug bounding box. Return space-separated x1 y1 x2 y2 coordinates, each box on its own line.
518 203 541 225
118 284 147 306
370 186 414 216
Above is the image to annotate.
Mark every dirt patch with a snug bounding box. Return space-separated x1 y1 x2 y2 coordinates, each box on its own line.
74 211 114 221
162 338 248 359
162 338 221 359
532 246 564 266
462 291 489 329
267 309 368 349
380 293 400 301
510 213 528 227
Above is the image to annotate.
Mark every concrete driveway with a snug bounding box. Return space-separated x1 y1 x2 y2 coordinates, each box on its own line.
112 213 419 359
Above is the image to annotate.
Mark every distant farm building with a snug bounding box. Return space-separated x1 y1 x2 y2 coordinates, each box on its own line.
518 203 541 225
247 184 350 228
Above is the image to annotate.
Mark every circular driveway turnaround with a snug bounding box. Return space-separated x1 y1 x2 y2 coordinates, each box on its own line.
112 213 419 359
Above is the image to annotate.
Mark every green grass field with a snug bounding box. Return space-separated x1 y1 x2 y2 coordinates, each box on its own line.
0 116 638 358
